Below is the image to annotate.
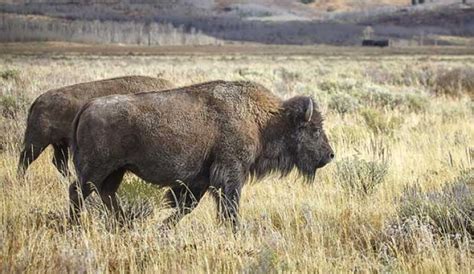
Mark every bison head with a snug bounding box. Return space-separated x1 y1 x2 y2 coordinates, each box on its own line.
283 96 334 181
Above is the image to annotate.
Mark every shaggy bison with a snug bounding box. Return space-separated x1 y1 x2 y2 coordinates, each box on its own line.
18 76 174 177
69 80 334 229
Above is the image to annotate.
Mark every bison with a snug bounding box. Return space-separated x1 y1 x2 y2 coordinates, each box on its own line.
18 76 174 177
69 80 334 229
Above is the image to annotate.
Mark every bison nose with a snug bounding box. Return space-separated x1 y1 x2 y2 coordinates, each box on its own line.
325 150 335 164
329 152 335 160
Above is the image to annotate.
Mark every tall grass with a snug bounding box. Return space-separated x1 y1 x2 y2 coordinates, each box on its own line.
0 53 472 272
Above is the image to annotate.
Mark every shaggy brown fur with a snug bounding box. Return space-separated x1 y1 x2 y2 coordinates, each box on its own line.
69 80 334 230
18 76 174 177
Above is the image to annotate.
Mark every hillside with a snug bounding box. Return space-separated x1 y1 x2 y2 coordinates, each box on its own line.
0 0 411 17
0 0 472 46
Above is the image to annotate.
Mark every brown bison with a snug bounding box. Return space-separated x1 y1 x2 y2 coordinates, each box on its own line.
18 76 174 177
69 80 334 229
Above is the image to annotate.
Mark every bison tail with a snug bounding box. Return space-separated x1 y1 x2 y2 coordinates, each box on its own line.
26 97 38 126
70 101 92 172
23 95 43 144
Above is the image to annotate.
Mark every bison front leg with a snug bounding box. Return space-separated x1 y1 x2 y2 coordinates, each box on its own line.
52 144 70 177
213 185 242 232
98 169 126 225
210 163 245 232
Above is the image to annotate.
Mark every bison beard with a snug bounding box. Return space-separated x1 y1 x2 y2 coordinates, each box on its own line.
69 80 334 231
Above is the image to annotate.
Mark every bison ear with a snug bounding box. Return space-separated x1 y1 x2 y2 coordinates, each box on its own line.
284 96 314 125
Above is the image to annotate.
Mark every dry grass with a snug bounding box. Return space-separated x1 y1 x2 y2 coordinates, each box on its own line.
0 52 473 272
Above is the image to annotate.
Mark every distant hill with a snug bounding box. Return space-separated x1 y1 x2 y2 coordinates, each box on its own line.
0 0 415 19
0 0 472 46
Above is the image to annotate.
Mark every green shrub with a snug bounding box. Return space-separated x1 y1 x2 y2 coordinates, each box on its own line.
356 87 403 110
0 69 20 81
300 0 315 4
360 108 404 136
245 246 281 273
377 170 472 258
0 95 29 118
324 81 430 114
334 157 389 196
318 80 340 93
399 65 438 87
398 169 473 238
109 176 168 221
328 93 360 115
275 67 301 83
381 215 437 257
403 93 430 112
318 79 361 94
118 176 166 206
352 87 429 112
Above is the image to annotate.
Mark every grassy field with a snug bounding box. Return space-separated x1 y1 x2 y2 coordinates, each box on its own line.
0 49 473 272
2 42 474 56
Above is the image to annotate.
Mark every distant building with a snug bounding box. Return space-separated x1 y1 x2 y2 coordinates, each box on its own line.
362 39 390 47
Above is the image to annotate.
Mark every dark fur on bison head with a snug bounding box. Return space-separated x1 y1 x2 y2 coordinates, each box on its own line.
253 96 334 183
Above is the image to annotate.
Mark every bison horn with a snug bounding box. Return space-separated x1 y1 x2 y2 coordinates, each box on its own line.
305 98 313 122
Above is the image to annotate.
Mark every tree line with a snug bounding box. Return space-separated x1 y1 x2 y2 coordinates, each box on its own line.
0 13 223 45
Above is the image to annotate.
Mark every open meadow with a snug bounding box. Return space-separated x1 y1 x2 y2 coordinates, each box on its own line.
0 48 473 272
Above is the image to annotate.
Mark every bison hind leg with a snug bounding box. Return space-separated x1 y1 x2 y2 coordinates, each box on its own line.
69 167 126 225
98 168 127 225
52 144 70 177
69 178 95 224
17 140 48 178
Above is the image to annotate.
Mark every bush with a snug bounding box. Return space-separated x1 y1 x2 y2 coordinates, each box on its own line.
328 93 360 115
433 67 474 98
318 79 361 94
300 0 315 4
100 176 168 222
325 83 429 115
353 87 429 112
378 170 473 259
398 170 474 238
0 95 29 119
118 176 166 206
335 157 389 196
381 215 437 257
403 93 430 113
360 108 404 136
0 69 20 81
399 65 438 87
356 87 403 110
